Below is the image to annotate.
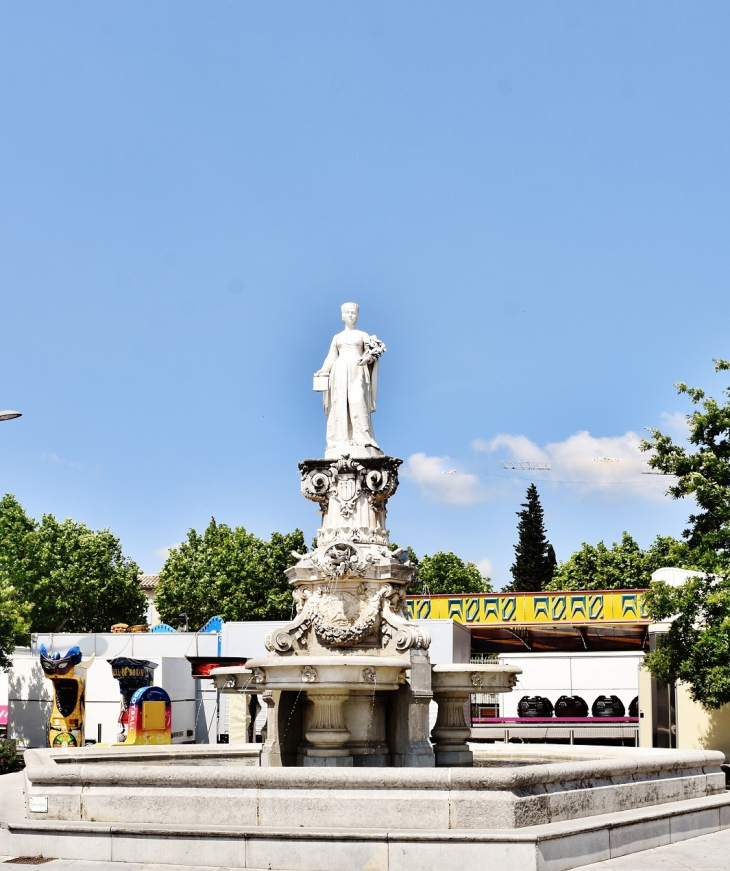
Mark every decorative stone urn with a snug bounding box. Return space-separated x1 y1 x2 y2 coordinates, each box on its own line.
431 664 522 766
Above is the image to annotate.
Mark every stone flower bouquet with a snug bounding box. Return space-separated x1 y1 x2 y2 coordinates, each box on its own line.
358 335 386 367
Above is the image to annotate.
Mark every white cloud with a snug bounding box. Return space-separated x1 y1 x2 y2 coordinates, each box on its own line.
403 453 487 505
473 430 667 500
476 557 494 577
39 452 81 469
478 434 550 463
155 543 182 561
660 411 691 438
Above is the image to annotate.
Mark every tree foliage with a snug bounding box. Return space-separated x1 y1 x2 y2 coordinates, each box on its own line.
641 359 730 562
638 361 730 707
642 574 730 709
0 494 145 645
24 514 146 633
407 551 491 596
547 532 697 591
155 519 306 629
506 484 554 592
0 579 30 670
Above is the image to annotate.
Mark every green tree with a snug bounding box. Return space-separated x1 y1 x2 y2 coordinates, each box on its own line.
155 519 306 629
0 494 36 593
408 551 491 596
642 574 730 709
638 360 730 707
0 495 42 664
0 494 144 640
24 515 146 632
506 484 554 592
547 533 696 591
641 358 730 564
0 578 30 670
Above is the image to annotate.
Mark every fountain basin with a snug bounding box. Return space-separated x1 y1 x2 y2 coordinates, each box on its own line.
243 655 409 692
431 662 521 693
20 743 725 828
213 656 410 767
14 743 729 871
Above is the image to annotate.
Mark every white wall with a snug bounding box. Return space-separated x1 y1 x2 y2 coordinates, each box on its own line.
220 622 284 658
33 632 219 661
417 619 471 665
8 648 52 747
497 651 642 717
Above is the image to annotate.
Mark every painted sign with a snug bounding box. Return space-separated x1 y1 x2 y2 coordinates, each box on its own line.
406 590 650 626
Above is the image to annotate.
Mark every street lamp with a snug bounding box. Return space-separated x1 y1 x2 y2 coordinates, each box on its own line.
0 411 21 422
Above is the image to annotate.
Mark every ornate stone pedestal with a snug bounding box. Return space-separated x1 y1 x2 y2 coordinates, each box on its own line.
253 454 432 767
390 649 435 767
266 456 428 657
431 664 521 767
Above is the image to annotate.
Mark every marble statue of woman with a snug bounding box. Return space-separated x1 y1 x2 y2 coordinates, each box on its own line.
314 303 386 459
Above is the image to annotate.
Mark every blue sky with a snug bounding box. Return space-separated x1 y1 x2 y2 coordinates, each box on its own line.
1 3 728 588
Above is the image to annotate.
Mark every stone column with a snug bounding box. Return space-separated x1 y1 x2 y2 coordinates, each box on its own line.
260 691 303 768
344 691 389 767
389 649 435 767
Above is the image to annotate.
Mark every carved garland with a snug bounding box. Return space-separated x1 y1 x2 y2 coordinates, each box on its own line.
308 586 386 647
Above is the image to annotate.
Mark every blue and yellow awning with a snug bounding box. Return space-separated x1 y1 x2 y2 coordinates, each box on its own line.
406 589 649 627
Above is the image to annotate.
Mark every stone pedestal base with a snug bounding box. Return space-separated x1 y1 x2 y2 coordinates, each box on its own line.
434 747 474 767
302 753 353 767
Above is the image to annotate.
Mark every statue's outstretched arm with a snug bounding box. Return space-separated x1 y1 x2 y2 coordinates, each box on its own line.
316 337 338 376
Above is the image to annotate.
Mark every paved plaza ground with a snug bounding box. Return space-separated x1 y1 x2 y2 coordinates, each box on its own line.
0 831 727 870
576 828 730 870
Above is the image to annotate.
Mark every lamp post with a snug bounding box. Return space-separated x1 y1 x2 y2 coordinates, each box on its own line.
0 411 21 422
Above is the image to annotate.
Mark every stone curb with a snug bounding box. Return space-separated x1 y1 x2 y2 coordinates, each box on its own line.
6 791 730 842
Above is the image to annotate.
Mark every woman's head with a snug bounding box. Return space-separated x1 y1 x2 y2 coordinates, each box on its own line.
341 302 359 326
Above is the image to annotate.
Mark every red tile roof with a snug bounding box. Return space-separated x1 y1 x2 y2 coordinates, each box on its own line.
139 574 160 590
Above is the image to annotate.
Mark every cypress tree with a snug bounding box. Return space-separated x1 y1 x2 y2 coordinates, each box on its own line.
508 484 554 591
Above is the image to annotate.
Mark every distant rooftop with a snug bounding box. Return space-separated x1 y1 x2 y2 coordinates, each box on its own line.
139 574 160 591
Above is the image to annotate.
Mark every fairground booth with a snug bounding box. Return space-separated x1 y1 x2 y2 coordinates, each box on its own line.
407 588 649 746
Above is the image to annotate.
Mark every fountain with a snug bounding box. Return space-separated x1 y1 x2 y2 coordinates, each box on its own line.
12 303 730 870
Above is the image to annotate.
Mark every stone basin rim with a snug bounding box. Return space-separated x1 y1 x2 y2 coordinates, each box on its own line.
245 655 411 668
432 663 522 674
24 746 725 790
